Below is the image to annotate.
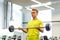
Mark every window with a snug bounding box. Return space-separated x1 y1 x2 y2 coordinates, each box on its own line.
8 2 23 28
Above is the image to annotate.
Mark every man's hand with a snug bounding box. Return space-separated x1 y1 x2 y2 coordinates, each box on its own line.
36 26 40 29
17 27 22 30
36 26 44 32
17 27 28 33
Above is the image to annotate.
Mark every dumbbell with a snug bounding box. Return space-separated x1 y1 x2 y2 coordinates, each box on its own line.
8 24 50 32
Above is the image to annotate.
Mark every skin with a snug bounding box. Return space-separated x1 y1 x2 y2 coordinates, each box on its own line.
18 9 44 33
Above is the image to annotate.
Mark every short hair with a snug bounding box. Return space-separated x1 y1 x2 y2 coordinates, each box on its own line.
32 8 38 13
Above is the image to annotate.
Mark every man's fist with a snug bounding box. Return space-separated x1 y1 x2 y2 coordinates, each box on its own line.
17 27 22 30
36 26 40 29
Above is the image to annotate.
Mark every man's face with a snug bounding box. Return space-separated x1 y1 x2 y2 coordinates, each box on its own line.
31 10 38 18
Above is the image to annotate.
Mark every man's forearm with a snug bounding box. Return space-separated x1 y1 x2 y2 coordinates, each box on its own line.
38 28 43 32
21 29 28 33
36 27 44 32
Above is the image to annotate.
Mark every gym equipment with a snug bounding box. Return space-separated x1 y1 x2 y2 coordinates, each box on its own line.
43 36 48 40
8 24 50 32
2 35 6 40
17 36 21 40
11 35 16 40
8 36 11 40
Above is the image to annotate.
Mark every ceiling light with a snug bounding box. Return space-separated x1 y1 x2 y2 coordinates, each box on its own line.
44 2 51 5
44 5 54 10
31 0 41 4
31 4 42 8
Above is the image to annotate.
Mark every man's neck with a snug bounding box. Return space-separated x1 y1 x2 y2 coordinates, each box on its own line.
33 17 37 20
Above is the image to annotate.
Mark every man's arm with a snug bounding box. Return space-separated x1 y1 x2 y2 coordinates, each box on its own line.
36 20 44 32
18 27 28 33
36 27 44 32
21 28 28 33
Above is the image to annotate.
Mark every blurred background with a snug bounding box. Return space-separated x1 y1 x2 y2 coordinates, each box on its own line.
0 0 60 40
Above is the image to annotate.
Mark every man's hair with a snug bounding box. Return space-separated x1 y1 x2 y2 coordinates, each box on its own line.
32 8 38 13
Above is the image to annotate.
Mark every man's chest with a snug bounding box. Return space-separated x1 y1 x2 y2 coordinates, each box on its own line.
28 21 40 27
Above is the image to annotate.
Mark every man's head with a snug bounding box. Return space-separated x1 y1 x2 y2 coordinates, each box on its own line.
31 8 38 18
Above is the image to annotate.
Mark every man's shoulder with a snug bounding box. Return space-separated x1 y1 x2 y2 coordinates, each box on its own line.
37 19 42 22
37 19 43 24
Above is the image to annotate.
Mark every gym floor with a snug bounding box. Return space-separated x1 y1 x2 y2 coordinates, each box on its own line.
0 0 60 40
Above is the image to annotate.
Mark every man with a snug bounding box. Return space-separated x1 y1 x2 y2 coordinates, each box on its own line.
18 9 44 40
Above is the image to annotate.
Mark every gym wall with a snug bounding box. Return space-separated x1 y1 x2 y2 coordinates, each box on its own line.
52 8 60 37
